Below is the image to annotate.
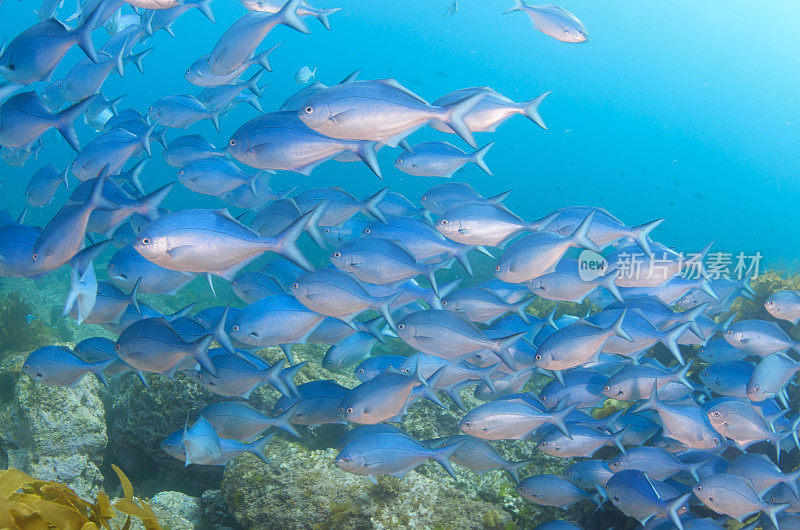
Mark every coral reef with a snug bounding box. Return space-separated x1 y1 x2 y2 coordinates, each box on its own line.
0 352 107 499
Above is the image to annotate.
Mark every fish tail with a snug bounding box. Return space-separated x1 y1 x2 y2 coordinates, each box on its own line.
128 48 153 75
608 307 632 341
628 217 663 258
112 46 126 77
275 0 310 34
502 0 528 15
274 402 301 437
682 302 709 340
452 244 474 276
440 93 483 148
599 268 624 302
479 363 501 394
139 121 157 156
470 141 494 176
62 278 80 319
378 291 401 331
73 5 102 63
569 210 601 252
255 43 280 73
363 187 388 223
661 321 690 365
244 93 263 112
504 459 532 484
139 182 173 220
88 358 116 392
415 369 447 409
431 439 465 481
315 8 341 30
353 140 382 178
422 264 440 298
106 94 126 117
548 402 577 438
126 277 141 315
123 159 147 197
191 334 216 377
246 70 266 97
513 298 531 324
279 361 306 398
211 306 239 360
489 332 524 370
610 426 629 454
195 0 215 23
264 359 291 396
435 279 462 307
246 432 275 467
783 468 800 497
167 304 195 321
674 359 694 390
56 96 95 152
665 493 691 530
303 198 329 249
268 208 314 271
633 382 662 413
698 277 718 300
520 91 550 130
764 502 789 530
207 106 221 132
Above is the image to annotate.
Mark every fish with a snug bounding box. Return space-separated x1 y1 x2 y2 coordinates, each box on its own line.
426 435 530 482
115 317 216 378
431 87 549 132
70 125 154 181
161 429 273 467
32 172 107 273
299 79 484 148
634 385 723 450
322 332 378 371
563 459 613 490
516 474 597 509
108 244 195 295
185 47 275 88
0 6 101 83
291 268 399 329
335 430 463 482
394 141 494 178
177 157 259 198
240 0 340 30
504 1 589 43
23 345 113 390
706 399 790 456
273 380 349 425
603 362 693 401
692 474 788 529
0 92 94 152
180 416 222 466
608 446 704 482
230 270 285 303
537 424 627 458
765 290 800 325
227 111 380 177
208 0 309 76
459 398 576 440
295 65 316 84
133 208 313 279
148 94 220 131
436 202 553 248
162 134 226 167
724 319 800 356
495 212 599 283
746 353 800 404
200 401 299 440
396 309 524 369
726 453 800 497
194 352 303 399
25 164 68 207
605 470 689 529
698 360 754 398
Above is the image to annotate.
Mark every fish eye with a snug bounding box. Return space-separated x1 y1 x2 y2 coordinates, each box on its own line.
115 344 121 351
32 253 38 261
611 461 619 467
725 329 733 335
440 219 448 225
442 300 447 306
752 385 759 391
178 170 183 176
364 228 371 234
343 456 351 462
357 368 364 373
538 440 546 446
148 106 153 112
421 195 427 201
495 266 500 272
292 282 299 289
603 385 610 392
711 410 720 417
401 367 410 373
398 324 405 330
535 354 542 361
232 325 239 332
463 421 472 427
304 106 313 114
540 395 547 401
229 139 236 146
141 237 151 245
324 228 330 233
396 158 403 164
333 252 342 258
346 407 353 414
696 485 702 492
712 437 719 444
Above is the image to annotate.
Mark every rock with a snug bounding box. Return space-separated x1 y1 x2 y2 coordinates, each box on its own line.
202 489 238 529
151 491 202 524
0 352 107 499
221 441 516 529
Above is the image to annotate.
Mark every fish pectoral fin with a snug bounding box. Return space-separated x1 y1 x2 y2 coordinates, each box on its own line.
166 245 194 259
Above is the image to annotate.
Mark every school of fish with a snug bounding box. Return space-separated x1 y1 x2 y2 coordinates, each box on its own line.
3 1 799 529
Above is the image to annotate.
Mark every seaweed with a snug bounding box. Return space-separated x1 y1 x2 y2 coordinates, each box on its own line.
0 291 55 354
0 465 162 530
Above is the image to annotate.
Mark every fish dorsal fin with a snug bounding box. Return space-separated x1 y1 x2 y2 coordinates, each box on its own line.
376 79 427 103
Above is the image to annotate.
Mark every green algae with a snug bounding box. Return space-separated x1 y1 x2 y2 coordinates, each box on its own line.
0 291 54 354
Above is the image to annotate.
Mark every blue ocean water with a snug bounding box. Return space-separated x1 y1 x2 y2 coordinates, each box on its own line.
2 0 798 267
